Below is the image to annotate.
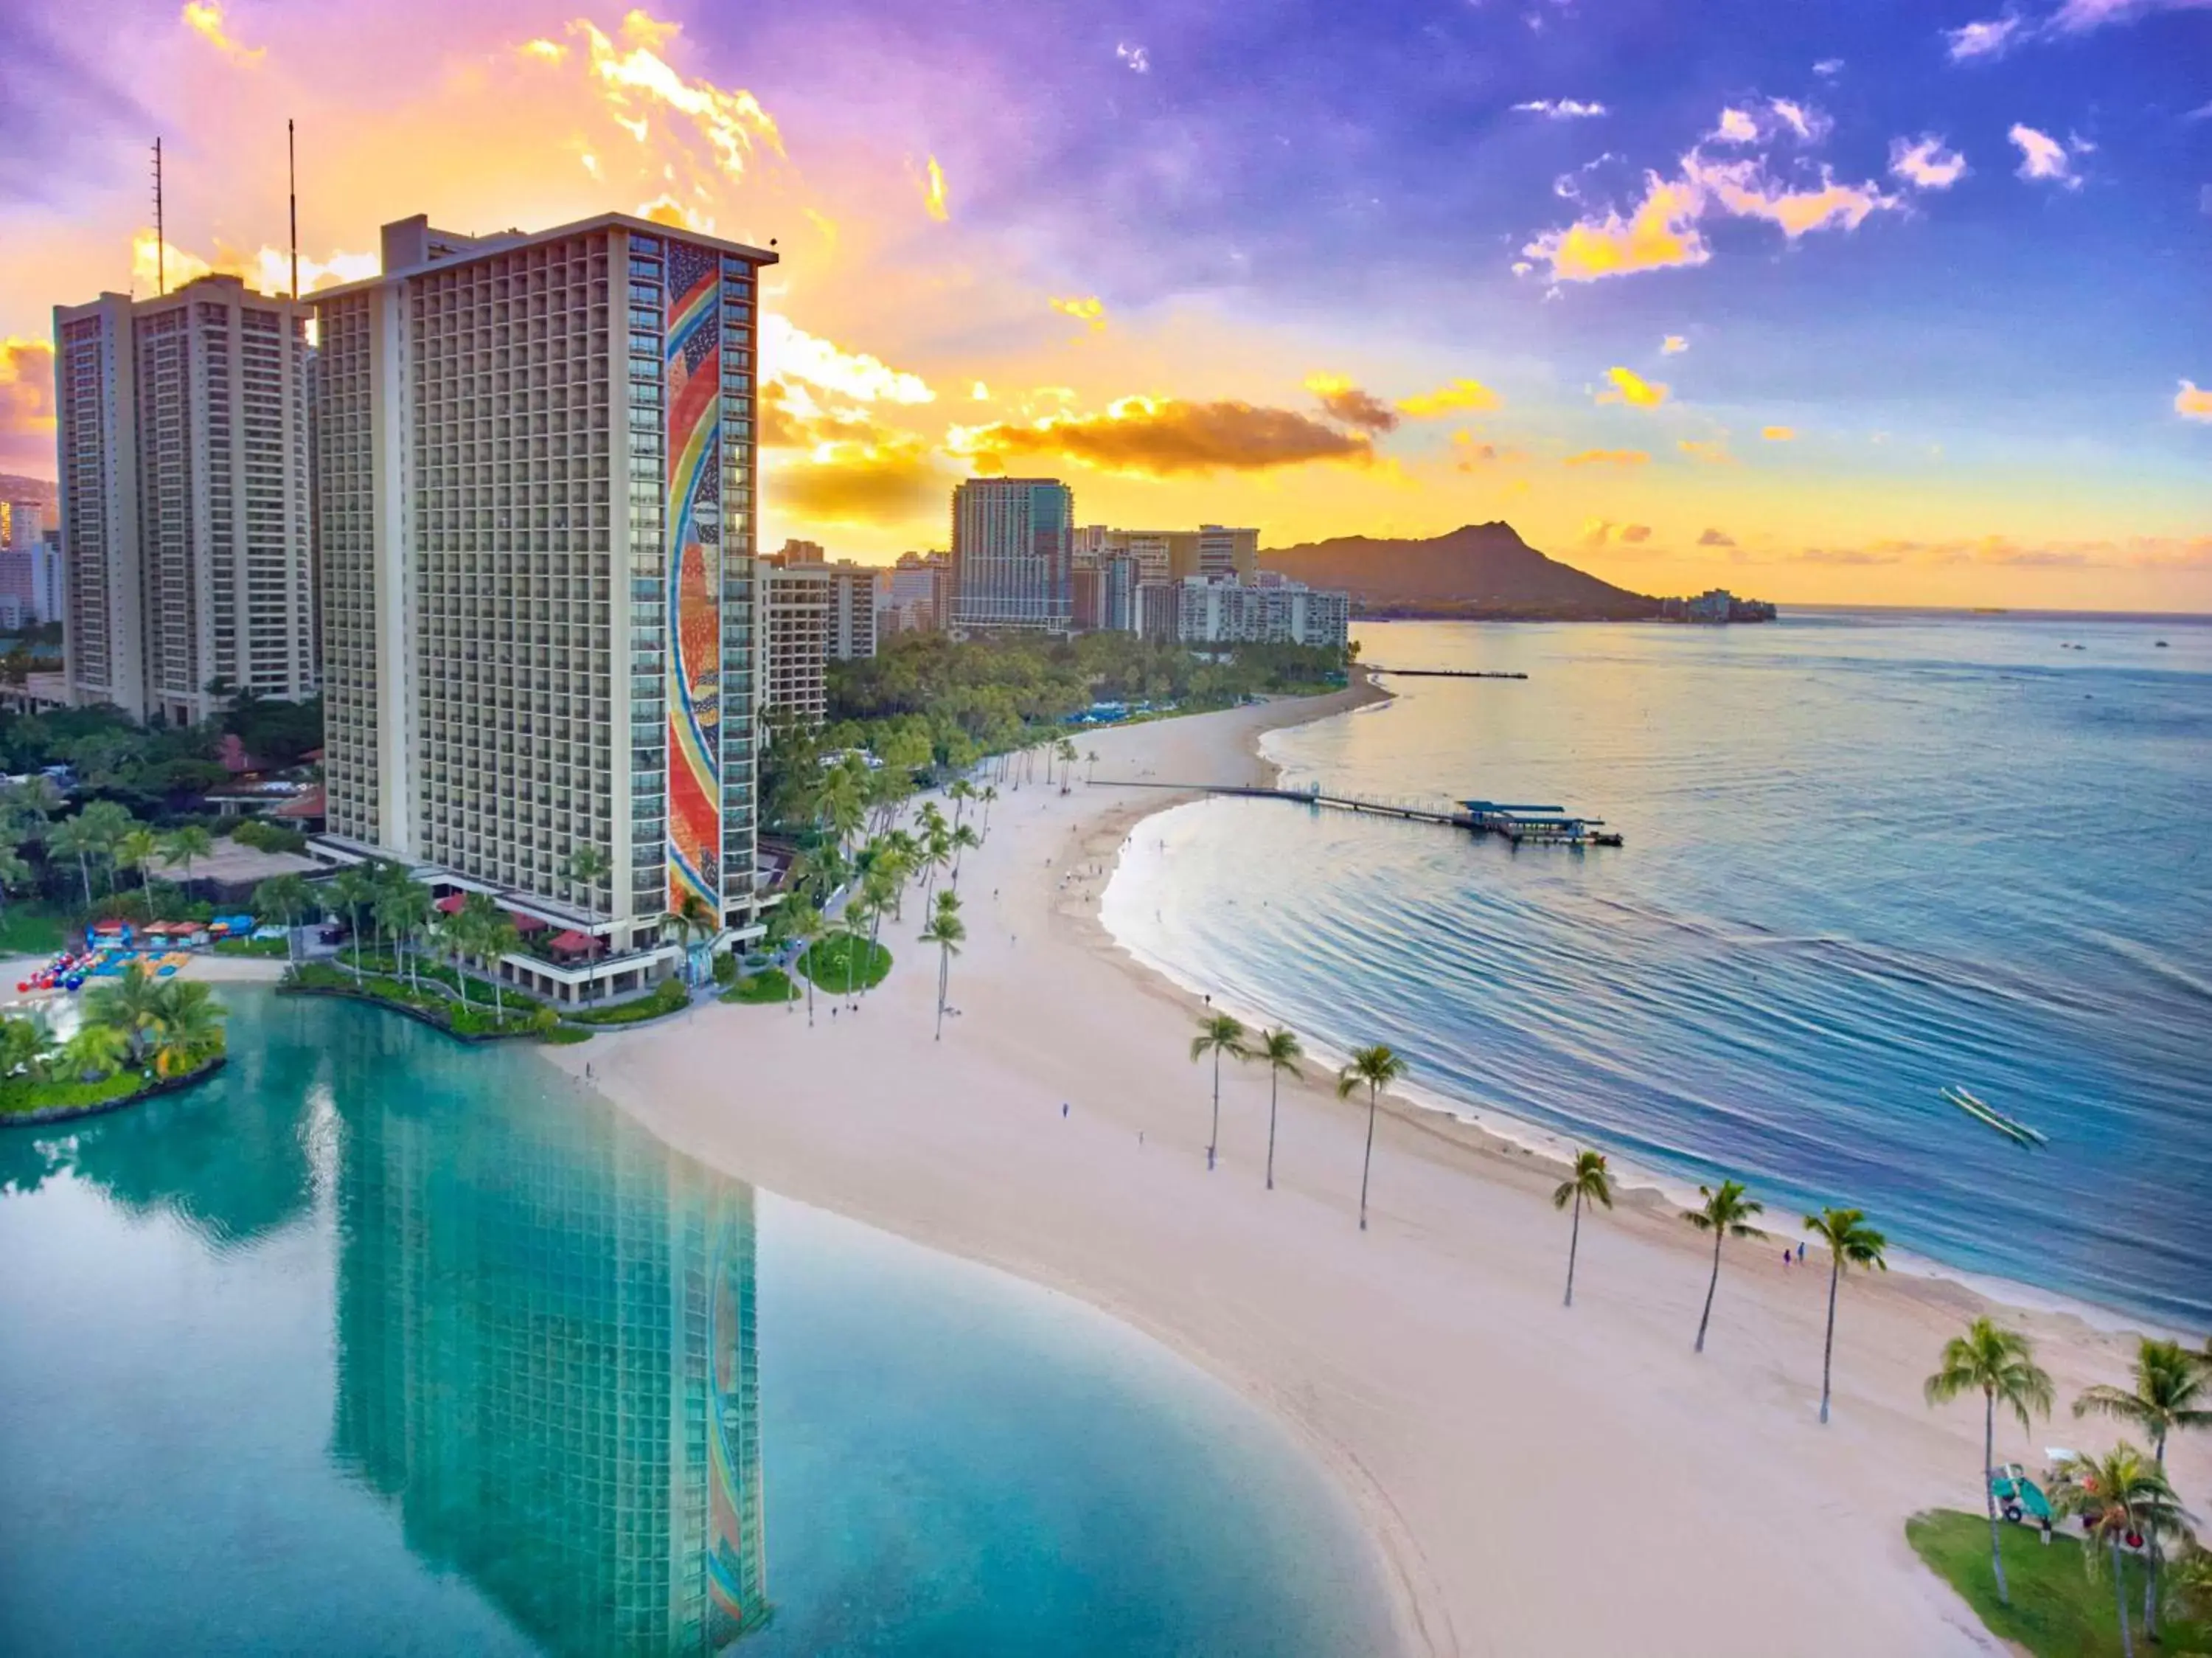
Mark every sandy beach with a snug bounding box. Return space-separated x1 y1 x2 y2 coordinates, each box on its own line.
541 685 2204 1657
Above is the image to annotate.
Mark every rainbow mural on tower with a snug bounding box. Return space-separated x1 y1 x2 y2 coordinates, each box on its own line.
665 238 724 915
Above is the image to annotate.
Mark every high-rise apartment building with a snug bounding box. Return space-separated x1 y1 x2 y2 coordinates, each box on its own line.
52 274 317 722
884 550 947 635
949 477 1073 635
759 556 829 724
1174 576 1349 650
313 213 774 997
824 561 879 662
1197 524 1259 580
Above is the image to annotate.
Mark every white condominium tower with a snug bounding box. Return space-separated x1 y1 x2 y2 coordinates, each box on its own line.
949 476 1073 635
313 213 775 999
52 274 318 724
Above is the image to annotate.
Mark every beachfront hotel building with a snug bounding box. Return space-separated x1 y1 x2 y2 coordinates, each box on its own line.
311 212 776 999
335 1080 770 1653
759 554 830 724
52 274 319 723
1173 576 1350 650
824 561 879 661
948 477 1074 635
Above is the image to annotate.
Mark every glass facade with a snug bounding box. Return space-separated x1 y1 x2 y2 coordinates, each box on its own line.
949 477 1074 635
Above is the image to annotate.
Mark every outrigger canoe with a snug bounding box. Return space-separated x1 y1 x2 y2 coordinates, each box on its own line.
1942 1086 2048 1149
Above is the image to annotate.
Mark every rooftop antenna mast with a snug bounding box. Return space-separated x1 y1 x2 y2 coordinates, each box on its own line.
152 136 166 296
287 118 298 301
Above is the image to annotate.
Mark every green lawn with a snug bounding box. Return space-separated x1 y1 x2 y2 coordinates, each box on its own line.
723 967 799 1005
0 1069 146 1119
214 935 291 959
796 935 891 993
1907 1509 2208 1657
0 902 71 959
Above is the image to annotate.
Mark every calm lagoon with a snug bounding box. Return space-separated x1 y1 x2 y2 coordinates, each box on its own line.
0 991 1394 1657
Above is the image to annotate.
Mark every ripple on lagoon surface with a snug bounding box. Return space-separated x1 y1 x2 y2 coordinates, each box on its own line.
1105 612 2212 1328
0 991 1395 1658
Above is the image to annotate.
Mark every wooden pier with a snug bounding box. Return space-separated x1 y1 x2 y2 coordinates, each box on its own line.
1363 665 1529 680
1094 782 1621 847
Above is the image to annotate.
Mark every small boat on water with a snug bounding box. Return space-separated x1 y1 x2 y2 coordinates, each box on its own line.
1942 1086 2048 1148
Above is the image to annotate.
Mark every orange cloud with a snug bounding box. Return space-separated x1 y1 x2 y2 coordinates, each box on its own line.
1580 518 1654 547
1678 438 1733 463
1397 378 1501 416
2176 379 2212 422
1522 173 1708 282
1050 296 1107 330
1596 366 1669 408
922 156 950 221
1 338 57 468
1683 155 1897 237
1306 372 1399 432
952 395 1374 476
1661 335 1689 354
1761 426 1796 441
760 316 933 404
1563 448 1650 468
1697 527 1736 547
181 1 263 64
541 11 783 184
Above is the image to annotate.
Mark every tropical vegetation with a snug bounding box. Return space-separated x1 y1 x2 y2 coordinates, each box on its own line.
2072 1337 2211 1638
1256 1027 1302 1192
1924 1318 2056 1606
1553 1149 1614 1309
1189 1013 1248 1173
0 962 229 1117
1804 1206 1889 1425
1682 1179 1764 1353
1334 1043 1408 1232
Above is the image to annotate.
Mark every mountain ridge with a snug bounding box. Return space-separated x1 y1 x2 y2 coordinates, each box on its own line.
1262 521 1662 620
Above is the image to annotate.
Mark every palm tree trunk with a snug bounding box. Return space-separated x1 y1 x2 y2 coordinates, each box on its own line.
1564 1189 1582 1308
77 853 91 907
1820 1255 1841 1424
934 947 947 1040
2146 1432 2166 1638
1208 1049 1221 1171
1357 1085 1378 1231
1986 1392 2010 1605
1695 1229 1722 1352
1266 1070 1279 1191
2112 1539 2135 1658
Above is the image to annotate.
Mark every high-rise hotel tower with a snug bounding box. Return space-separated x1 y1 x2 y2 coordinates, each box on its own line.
52 274 319 724
313 214 775 998
948 476 1073 636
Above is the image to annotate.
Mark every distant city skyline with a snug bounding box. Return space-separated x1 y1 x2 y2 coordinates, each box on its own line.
0 0 2207 609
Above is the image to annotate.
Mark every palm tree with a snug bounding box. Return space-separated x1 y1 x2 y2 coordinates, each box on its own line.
947 777 975 830
1085 749 1100 784
430 914 473 1010
252 873 316 965
1925 1319 2056 1607
859 865 900 999
948 822 981 887
1335 1044 1408 1232
563 843 611 909
1189 1013 1249 1173
1804 1206 1888 1425
2051 1443 2191 1658
0 837 29 934
161 824 215 904
1553 1149 1614 1309
376 873 433 993
1055 736 1078 794
329 864 380 982
2074 1338 2212 1636
978 785 998 837
919 821 953 911
48 814 97 908
778 899 825 1027
1683 1179 1765 1352
77 799 135 895
1256 1028 1302 1191
919 899 964 1041
144 979 226 1075
86 961 168 1066
459 891 520 1018
59 1020 131 1082
117 826 161 902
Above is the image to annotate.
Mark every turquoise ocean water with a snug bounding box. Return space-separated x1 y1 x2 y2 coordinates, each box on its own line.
1102 611 2212 1329
0 992 1394 1657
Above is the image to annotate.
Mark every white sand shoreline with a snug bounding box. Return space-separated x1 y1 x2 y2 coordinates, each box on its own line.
550 683 2206 1657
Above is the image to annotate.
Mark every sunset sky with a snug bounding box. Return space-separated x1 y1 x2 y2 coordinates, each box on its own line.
1 0 2208 608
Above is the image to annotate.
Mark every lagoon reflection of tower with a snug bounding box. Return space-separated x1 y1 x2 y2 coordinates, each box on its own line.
333 1078 768 1654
